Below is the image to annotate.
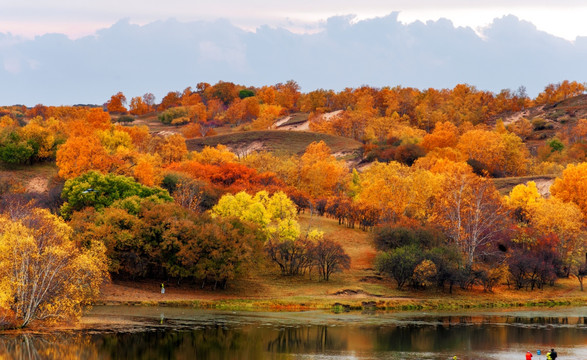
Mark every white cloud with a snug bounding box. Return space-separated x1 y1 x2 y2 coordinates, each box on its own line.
1 1 587 40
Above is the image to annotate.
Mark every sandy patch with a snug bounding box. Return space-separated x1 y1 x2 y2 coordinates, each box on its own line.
228 141 265 158
273 116 291 128
26 177 48 193
534 178 554 197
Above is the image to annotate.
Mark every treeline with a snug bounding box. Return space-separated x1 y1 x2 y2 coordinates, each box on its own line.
0 80 586 328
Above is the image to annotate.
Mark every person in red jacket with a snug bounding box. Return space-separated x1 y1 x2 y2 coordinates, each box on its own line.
526 350 533 360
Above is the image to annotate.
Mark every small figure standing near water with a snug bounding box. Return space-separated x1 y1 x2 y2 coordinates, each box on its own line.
161 283 165 294
546 348 557 360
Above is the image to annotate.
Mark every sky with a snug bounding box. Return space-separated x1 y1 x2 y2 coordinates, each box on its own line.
1 1 587 105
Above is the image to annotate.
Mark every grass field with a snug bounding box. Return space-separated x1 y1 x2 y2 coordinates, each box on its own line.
185 130 363 157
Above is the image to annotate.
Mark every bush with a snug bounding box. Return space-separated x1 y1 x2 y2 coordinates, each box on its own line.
373 226 442 251
239 89 255 99
158 107 189 124
116 115 136 124
171 116 190 126
375 245 421 289
413 260 437 288
394 144 425 166
531 118 553 130
547 138 564 152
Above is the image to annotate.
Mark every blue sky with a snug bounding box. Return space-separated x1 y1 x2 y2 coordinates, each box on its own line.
1 1 586 105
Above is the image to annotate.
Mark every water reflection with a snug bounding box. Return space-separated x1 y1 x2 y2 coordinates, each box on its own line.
0 308 586 359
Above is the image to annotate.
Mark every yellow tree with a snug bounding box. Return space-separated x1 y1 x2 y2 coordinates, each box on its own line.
431 173 507 267
298 141 347 199
530 197 585 274
0 207 108 328
550 162 587 217
359 161 441 223
191 144 237 165
154 134 188 164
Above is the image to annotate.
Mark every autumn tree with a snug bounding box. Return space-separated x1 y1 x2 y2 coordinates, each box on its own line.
56 136 112 179
535 80 586 105
550 162 587 217
505 181 542 223
359 162 442 223
0 206 108 328
421 121 459 151
211 191 299 241
151 134 188 164
431 173 507 267
129 96 150 115
529 197 585 276
298 141 347 200
158 91 181 111
106 92 127 114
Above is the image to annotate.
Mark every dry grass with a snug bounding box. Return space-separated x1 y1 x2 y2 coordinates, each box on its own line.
277 113 309 127
492 175 556 196
0 163 59 193
185 130 362 157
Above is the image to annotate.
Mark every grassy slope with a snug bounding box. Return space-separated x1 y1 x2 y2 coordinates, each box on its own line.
98 213 587 311
185 130 362 156
492 175 557 196
278 112 309 127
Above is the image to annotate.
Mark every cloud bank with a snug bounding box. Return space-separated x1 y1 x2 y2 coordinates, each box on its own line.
1 13 587 105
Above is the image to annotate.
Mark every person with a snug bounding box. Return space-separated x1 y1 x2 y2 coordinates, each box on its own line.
452 356 457 360
161 283 165 294
550 348 557 360
526 350 533 360
546 350 552 360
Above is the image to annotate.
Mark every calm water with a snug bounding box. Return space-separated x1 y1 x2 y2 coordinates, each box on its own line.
0 306 586 359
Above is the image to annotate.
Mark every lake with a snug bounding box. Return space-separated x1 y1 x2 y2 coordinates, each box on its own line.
0 306 585 359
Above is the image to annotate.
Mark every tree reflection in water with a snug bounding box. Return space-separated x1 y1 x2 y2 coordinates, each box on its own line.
0 334 99 360
0 311 585 359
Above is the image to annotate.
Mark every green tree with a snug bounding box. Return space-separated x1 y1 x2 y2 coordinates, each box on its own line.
375 245 421 290
60 171 172 219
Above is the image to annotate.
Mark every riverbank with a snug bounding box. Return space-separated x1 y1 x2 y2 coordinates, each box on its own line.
93 277 587 312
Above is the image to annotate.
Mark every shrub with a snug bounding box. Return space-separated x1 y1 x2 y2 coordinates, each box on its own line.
116 115 135 124
375 245 421 290
158 107 189 124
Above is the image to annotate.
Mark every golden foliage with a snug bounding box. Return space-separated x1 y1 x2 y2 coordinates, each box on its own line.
0 208 108 328
56 136 112 179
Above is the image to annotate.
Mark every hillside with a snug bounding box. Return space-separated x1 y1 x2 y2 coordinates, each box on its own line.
185 130 362 159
